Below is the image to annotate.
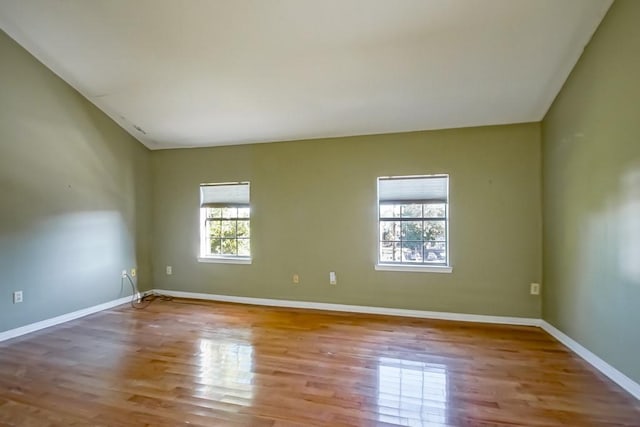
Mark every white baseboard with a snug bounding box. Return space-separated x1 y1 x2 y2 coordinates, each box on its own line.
0 293 143 343
152 289 540 326
540 320 640 400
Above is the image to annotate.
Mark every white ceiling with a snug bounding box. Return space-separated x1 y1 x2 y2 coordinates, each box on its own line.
0 0 612 149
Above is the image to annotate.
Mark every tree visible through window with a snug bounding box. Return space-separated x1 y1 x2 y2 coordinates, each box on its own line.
378 176 449 266
203 207 250 256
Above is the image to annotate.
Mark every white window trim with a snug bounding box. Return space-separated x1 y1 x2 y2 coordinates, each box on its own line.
198 256 252 265
375 263 452 273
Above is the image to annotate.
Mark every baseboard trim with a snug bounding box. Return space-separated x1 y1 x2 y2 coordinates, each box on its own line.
0 293 143 343
540 320 640 400
152 289 540 326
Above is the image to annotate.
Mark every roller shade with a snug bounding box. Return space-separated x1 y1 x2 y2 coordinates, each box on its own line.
200 182 250 207
378 175 448 203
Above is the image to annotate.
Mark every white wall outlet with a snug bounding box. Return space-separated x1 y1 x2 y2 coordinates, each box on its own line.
121 270 127 279
130 268 136 277
329 271 337 285
530 282 540 295
13 290 23 304
166 265 172 275
292 274 300 284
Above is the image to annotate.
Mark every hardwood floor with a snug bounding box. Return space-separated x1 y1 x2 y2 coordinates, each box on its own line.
0 299 638 426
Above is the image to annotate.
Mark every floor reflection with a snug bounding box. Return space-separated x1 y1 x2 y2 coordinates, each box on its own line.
377 357 449 426
196 339 254 404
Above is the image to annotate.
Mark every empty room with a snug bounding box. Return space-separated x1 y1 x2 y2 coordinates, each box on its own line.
1 0 639 425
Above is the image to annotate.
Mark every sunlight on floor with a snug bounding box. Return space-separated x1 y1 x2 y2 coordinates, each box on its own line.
196 339 254 405
378 357 449 426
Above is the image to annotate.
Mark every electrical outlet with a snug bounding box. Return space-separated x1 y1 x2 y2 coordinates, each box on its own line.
130 268 136 277
121 270 127 279
292 274 300 284
13 290 23 304
530 282 540 295
166 265 172 275
329 271 337 285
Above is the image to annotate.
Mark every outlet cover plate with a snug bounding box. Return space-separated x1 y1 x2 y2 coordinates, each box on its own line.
530 283 540 295
329 272 337 285
13 291 23 304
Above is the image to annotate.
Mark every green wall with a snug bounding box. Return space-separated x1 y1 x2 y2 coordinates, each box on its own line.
542 0 640 383
0 31 152 332
152 123 542 317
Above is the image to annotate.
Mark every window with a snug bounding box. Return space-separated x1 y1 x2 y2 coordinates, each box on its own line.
199 182 251 263
377 175 450 272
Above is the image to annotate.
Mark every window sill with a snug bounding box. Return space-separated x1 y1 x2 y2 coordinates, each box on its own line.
375 264 452 273
198 256 252 265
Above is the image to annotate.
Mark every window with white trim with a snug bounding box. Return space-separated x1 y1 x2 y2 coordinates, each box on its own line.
199 182 251 260
377 175 449 267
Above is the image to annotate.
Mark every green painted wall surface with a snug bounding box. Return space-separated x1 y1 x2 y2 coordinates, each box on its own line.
542 0 640 383
152 123 542 317
0 31 152 332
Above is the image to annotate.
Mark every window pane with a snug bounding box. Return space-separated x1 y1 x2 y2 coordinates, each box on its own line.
238 207 250 218
380 204 400 218
380 241 394 262
424 220 446 241
401 221 422 241
424 242 446 263
237 220 250 237
238 239 250 256
221 207 238 218
221 239 237 255
424 203 446 218
402 242 423 263
380 221 401 241
207 207 222 218
400 204 422 218
221 220 236 238
208 220 222 238
209 238 222 255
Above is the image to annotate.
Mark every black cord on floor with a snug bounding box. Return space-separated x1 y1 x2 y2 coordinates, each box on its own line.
122 273 173 309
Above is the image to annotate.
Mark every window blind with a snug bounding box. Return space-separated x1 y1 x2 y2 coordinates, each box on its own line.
200 182 250 208
378 176 448 203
